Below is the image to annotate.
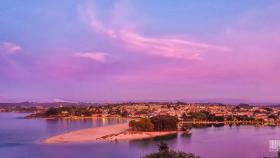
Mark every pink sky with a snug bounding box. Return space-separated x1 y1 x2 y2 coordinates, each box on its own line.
0 1 280 103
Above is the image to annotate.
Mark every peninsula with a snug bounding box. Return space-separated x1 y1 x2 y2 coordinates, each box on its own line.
44 115 184 144
43 123 178 144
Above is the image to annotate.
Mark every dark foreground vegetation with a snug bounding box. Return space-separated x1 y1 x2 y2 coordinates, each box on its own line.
141 142 200 158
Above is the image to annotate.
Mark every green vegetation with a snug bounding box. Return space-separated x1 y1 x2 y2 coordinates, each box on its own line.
189 111 209 121
129 118 154 131
141 142 200 158
129 115 179 131
44 106 92 117
151 115 179 131
181 111 256 122
45 107 59 116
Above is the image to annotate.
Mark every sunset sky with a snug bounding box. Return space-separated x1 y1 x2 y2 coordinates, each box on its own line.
0 0 280 102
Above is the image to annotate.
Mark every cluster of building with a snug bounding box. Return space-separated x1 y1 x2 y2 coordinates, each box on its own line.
88 103 280 123
2 102 280 124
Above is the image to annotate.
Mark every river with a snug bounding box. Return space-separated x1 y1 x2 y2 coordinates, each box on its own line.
0 112 279 158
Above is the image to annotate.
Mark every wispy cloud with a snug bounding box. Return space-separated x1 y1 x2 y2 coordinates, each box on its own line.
0 42 22 54
73 52 108 62
118 30 230 60
78 2 230 61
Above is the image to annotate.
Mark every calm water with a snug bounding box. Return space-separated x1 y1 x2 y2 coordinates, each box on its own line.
0 112 279 158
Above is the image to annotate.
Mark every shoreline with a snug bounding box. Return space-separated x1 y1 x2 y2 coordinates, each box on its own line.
43 123 179 144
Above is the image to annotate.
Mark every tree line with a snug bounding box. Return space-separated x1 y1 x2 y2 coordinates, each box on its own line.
129 115 179 131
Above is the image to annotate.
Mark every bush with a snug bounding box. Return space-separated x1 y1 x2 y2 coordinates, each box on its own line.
129 115 179 131
150 115 179 131
141 142 200 158
45 107 59 116
129 118 154 131
189 112 209 121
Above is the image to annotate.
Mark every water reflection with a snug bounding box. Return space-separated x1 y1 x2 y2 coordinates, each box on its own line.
128 134 178 150
1 112 280 158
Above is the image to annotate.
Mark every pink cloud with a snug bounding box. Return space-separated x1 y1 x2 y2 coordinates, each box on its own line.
0 42 22 54
73 52 108 62
78 3 231 61
78 3 119 39
118 30 230 60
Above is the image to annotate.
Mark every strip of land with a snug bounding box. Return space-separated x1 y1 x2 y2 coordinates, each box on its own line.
43 123 177 144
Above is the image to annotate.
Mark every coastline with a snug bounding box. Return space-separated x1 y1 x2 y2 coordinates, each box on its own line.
43 123 178 144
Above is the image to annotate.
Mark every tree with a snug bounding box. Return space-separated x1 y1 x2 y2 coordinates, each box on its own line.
129 118 154 131
120 110 129 117
151 115 179 131
45 107 59 116
141 142 200 158
129 120 137 131
181 113 189 121
189 112 208 121
158 142 169 152
268 114 278 120
129 115 179 132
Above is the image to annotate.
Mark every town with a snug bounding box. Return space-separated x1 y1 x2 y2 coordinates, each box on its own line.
2 102 280 127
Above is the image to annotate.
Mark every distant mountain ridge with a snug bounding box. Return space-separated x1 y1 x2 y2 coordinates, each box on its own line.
0 98 280 107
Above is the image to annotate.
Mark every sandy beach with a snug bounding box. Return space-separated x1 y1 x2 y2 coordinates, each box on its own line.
43 123 178 144
100 131 178 142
